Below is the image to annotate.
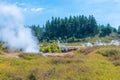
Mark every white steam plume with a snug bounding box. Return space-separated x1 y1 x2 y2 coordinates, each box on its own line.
0 3 39 53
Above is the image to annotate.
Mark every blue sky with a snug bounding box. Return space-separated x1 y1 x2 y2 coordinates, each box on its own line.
1 0 120 28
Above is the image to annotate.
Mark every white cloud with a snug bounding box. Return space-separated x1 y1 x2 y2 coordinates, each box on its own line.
30 8 44 12
23 7 44 12
14 2 44 12
14 2 26 6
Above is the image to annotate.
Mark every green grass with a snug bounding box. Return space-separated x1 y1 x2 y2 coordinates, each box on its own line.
0 46 120 80
0 43 3 54
95 46 120 66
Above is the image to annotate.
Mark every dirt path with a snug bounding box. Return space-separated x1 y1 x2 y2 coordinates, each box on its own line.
0 53 20 58
43 52 75 58
0 51 75 58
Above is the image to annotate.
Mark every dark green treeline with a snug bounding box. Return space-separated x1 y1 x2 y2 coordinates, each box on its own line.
30 15 118 42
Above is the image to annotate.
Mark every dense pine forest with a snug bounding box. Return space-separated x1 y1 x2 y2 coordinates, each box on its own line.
30 15 120 42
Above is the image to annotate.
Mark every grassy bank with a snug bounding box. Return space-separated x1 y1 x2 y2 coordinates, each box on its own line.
0 46 120 80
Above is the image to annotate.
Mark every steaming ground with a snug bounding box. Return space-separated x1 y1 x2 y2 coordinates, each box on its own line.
0 3 39 53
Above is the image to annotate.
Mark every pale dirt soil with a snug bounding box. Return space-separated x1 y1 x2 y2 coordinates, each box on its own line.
0 52 20 58
0 51 75 58
44 52 75 58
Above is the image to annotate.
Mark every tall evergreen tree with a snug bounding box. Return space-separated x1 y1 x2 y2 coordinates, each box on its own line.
118 26 120 34
30 15 118 42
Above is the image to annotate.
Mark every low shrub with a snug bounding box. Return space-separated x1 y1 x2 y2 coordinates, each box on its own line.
0 43 3 54
96 46 120 66
28 68 39 80
50 57 83 65
19 53 42 60
19 54 34 60
28 68 57 80
76 46 97 55
112 60 120 66
51 58 72 64
40 42 61 53
96 48 120 57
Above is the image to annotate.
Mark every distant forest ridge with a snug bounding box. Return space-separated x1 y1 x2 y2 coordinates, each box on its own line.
30 15 120 42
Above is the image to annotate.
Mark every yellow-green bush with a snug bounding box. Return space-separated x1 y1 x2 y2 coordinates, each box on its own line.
40 42 61 53
0 43 3 54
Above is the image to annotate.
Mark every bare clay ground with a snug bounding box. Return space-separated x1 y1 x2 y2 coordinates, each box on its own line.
0 51 75 58
44 52 75 58
0 52 20 58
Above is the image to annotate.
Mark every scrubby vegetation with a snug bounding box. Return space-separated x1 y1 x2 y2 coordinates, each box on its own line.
0 46 120 80
95 46 120 66
40 42 61 53
0 43 3 54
